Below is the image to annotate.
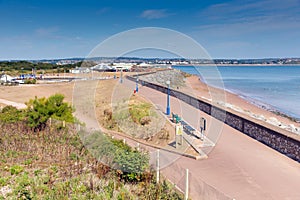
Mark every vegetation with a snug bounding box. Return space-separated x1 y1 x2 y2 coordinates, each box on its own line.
0 106 25 123
0 95 184 199
129 100 152 125
0 61 82 74
82 131 149 182
25 94 74 131
24 79 36 84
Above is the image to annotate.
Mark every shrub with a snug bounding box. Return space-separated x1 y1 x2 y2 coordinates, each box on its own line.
25 94 74 131
0 105 24 123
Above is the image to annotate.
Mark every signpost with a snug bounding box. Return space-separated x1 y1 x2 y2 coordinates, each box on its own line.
175 124 183 148
200 117 206 140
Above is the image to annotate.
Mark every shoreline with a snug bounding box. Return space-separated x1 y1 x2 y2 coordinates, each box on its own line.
222 87 300 123
174 64 300 67
185 75 300 135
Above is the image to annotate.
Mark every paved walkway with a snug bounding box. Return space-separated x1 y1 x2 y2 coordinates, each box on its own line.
0 98 26 109
72 77 300 200
123 78 300 200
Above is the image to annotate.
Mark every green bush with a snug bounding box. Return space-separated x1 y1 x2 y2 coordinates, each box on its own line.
83 131 149 182
0 105 24 123
26 94 74 131
24 79 36 84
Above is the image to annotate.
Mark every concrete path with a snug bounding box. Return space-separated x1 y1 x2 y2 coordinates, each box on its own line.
0 98 26 109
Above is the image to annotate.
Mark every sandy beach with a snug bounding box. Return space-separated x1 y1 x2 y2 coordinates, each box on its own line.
185 75 300 136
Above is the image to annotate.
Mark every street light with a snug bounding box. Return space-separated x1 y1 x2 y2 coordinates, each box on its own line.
136 76 139 92
120 68 123 83
166 80 170 115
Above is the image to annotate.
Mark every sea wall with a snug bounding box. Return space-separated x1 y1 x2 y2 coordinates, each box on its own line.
127 75 300 162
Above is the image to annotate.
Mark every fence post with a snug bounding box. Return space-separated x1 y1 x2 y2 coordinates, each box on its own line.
156 149 160 183
185 168 189 200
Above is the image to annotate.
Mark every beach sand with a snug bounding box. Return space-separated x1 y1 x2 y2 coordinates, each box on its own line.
185 75 300 135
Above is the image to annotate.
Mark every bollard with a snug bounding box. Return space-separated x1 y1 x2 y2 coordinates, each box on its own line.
156 149 160 183
185 169 189 200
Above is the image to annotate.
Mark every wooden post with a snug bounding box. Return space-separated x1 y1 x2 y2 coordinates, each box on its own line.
185 169 189 200
137 143 140 151
156 149 160 183
62 120 65 128
123 138 126 144
49 117 52 127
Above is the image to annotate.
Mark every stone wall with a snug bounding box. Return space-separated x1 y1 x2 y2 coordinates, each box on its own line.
127 75 300 162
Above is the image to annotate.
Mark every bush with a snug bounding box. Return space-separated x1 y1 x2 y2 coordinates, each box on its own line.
0 105 24 123
83 131 149 182
24 79 36 84
26 94 74 131
129 102 152 125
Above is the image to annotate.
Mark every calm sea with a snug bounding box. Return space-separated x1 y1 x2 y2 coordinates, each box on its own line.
173 65 300 120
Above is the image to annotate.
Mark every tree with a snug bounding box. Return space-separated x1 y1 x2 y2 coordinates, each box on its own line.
26 94 74 131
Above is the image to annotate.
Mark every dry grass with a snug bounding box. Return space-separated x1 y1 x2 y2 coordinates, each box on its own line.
0 82 74 104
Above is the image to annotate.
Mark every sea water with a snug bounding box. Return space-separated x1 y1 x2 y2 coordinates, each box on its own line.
173 65 300 121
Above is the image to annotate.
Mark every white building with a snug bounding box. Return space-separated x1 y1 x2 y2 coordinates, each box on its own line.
70 67 91 74
0 74 14 82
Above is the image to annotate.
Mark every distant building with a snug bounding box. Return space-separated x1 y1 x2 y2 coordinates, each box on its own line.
70 67 91 74
0 74 14 82
91 63 113 71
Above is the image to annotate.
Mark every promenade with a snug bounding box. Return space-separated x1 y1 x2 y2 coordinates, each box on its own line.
122 77 300 200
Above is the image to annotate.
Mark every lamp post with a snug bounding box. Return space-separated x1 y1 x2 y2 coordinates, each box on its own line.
166 80 170 115
120 68 123 83
136 76 139 92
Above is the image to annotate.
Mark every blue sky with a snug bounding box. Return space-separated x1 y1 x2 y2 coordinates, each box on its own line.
0 0 299 60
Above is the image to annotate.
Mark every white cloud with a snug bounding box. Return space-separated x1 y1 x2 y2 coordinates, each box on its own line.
140 9 172 19
35 27 59 37
199 0 300 23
